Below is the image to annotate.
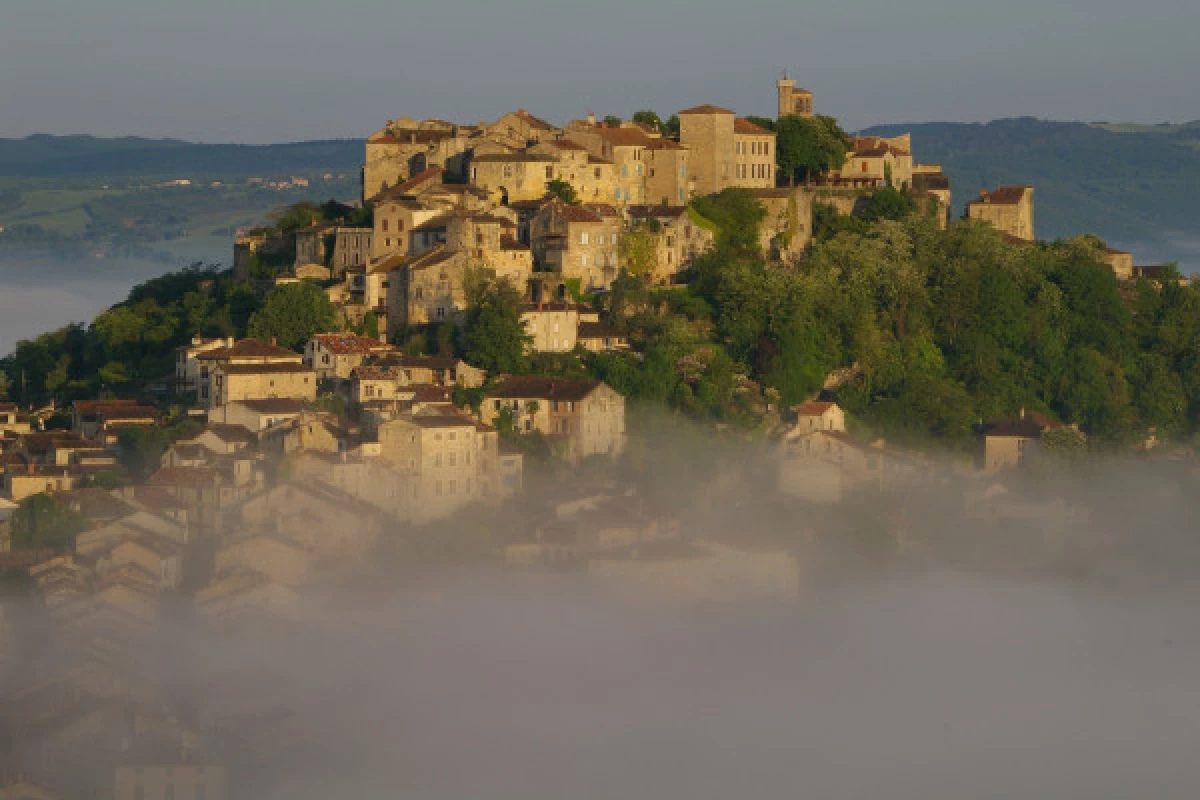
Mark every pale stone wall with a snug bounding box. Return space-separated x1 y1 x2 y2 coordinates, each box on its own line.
469 154 558 204
115 766 226 800
733 132 776 188
211 368 316 408
481 383 626 461
521 307 580 352
331 228 373 277
679 111 735 196
644 144 691 206
967 188 1035 241
753 188 814 260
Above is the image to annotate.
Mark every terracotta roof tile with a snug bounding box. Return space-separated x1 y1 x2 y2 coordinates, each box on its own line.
734 118 774 135
678 104 735 116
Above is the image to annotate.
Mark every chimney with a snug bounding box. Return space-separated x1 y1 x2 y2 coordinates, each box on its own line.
979 190 990 203
271 336 278 346
1019 407 1026 420
587 112 597 126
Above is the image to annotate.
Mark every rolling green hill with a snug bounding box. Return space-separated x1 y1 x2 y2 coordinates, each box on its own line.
861 118 1200 263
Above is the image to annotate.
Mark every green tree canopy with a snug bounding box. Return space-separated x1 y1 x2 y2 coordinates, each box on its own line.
632 110 663 131
11 494 88 551
459 270 530 374
546 179 579 205
248 281 337 350
774 114 851 184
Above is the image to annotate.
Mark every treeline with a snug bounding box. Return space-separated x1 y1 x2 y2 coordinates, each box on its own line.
0 266 261 405
460 189 1199 449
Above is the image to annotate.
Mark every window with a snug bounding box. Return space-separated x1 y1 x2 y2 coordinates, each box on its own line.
436 307 446 319
449 480 457 495
580 231 589 245
580 253 588 268
636 164 643 177
594 167 602 179
382 219 389 232
545 166 554 180
621 165 628 178
449 452 456 466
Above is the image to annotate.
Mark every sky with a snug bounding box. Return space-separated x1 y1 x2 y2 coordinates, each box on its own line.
2 0 1198 143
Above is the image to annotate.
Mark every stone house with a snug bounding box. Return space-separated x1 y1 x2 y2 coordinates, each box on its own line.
563 125 657 205
215 531 312 587
363 120 471 202
577 319 629 352
778 428 887 504
838 135 915 187
194 569 306 622
777 76 814 118
978 409 1062 471
1 464 84 502
625 205 716 283
483 109 559 149
293 222 337 269
72 400 160 446
792 401 846 435
530 201 624 291
94 535 182 591
482 376 626 461
175 336 233 394
643 138 692 206
967 186 1036 241
678 104 778 195
520 303 580 353
1105 247 1134 280
216 398 306 433
197 339 316 410
0 402 32 435
259 411 344 459
468 150 561 205
375 410 516 523
330 227 374 277
304 333 395 381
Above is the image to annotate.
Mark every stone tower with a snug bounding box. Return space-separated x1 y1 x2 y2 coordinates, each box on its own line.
777 73 814 119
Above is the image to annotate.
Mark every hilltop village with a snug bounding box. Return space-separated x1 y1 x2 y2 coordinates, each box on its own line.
1 76 1198 800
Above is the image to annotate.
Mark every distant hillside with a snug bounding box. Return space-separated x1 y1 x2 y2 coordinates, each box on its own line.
861 118 1200 260
0 134 365 178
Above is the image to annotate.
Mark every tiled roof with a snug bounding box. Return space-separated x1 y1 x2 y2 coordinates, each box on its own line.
627 204 688 219
582 203 621 218
644 138 686 151
147 467 220 487
971 186 1033 206
229 398 306 415
547 203 601 224
470 152 556 163
197 338 299 361
594 128 654 147
202 424 256 443
74 399 140 415
486 376 602 402
578 322 624 340
734 118 774 135
796 402 837 416
311 333 392 355
678 104 735 116
550 139 588 151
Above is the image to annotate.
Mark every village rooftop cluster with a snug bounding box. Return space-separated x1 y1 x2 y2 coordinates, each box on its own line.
0 75 1178 800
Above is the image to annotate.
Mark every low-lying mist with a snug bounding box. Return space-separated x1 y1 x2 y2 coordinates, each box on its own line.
4 417 1200 799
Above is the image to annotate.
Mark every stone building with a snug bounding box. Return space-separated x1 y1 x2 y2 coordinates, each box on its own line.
978 409 1062 471
643 137 692 206
363 119 472 202
482 376 626 461
175 336 233 394
304 333 395 381
678 104 778 195
196 339 316 410
375 410 517 523
1105 247 1134 280
777 75 814 118
530 201 624 291
520 303 581 353
967 186 1036 241
625 205 715 283
838 135 915 187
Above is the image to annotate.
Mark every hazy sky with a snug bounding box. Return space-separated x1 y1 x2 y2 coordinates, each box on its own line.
2 0 1198 143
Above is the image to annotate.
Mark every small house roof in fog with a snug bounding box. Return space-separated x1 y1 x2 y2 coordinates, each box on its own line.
486 376 601 402
982 410 1061 438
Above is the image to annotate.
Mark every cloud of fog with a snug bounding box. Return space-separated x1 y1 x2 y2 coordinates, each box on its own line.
4 417 1200 798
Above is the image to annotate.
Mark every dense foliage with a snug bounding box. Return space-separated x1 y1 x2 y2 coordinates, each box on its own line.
0 265 260 405
248 280 337 350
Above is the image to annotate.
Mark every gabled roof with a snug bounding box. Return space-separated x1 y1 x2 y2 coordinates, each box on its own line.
578 321 624 340
796 402 838 416
971 186 1033 206
678 104 735 116
229 398 306 415
197 338 299 361
594 127 654 147
200 423 256 443
644 138 686 151
485 376 603 402
734 118 774 135
310 333 393 356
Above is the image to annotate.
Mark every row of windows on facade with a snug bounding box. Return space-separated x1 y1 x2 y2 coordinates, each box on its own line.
737 163 773 180
736 141 771 156
491 399 578 413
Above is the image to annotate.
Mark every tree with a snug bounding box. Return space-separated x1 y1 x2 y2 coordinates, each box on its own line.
632 110 662 131
459 271 529 373
546 179 579 205
662 115 681 137
363 312 380 340
618 225 660 279
248 281 337 350
602 115 622 127
11 494 88 550
118 426 172 481
774 114 851 184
